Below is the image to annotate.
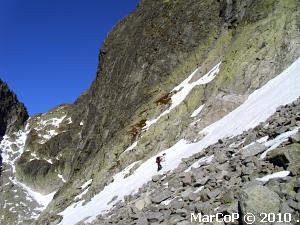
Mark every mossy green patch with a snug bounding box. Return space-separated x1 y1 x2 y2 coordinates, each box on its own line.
214 0 297 91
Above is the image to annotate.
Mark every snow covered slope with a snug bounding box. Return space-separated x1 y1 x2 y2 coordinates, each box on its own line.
0 105 72 224
58 57 300 225
0 127 56 224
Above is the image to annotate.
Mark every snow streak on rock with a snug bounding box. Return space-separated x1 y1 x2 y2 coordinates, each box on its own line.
144 62 221 131
191 104 205 117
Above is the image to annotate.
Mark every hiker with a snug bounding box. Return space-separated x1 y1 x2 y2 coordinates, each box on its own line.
156 156 162 171
156 153 166 172
0 154 2 176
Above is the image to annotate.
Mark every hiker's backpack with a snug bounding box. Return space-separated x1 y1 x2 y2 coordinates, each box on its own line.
156 156 161 163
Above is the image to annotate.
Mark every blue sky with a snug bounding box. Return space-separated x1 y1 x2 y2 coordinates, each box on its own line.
0 0 139 115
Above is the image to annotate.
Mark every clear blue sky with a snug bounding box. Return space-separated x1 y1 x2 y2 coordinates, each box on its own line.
0 0 139 115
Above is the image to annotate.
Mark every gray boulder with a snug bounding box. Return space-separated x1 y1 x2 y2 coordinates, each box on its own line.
289 132 300 143
152 175 161 182
135 194 151 210
181 172 195 186
150 190 172 204
267 143 300 174
145 211 163 222
180 187 193 199
137 213 148 225
239 185 281 225
239 143 266 159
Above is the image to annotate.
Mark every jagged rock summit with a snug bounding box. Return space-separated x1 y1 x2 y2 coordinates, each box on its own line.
0 0 300 225
0 80 28 136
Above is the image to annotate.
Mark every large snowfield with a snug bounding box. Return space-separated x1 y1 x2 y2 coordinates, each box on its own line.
58 57 300 225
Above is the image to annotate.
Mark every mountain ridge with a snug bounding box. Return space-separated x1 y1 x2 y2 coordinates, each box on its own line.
0 80 28 137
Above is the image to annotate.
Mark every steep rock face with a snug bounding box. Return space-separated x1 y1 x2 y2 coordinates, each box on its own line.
0 80 28 136
67 0 300 187
0 81 31 224
1 0 300 224
74 0 300 173
15 105 75 193
34 0 300 224
71 0 225 173
68 0 262 182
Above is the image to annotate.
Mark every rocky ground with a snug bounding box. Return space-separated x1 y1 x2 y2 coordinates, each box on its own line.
92 98 300 225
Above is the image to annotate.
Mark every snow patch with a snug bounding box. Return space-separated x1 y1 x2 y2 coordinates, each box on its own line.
161 199 172 206
39 115 66 128
185 155 214 172
257 136 269 143
0 127 30 173
81 179 93 189
260 127 299 158
256 171 290 183
58 174 66 183
193 186 204 193
75 188 90 200
45 159 53 164
9 176 55 210
67 117 72 124
124 141 138 153
191 104 205 117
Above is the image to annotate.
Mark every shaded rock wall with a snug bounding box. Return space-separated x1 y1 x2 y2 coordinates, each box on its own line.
0 80 28 136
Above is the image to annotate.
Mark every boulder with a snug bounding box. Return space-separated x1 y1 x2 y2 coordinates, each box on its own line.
168 178 182 189
188 192 198 201
181 172 195 186
137 213 149 225
214 151 227 164
239 185 280 225
151 190 172 204
289 132 300 143
180 187 193 199
216 201 239 214
145 211 163 222
175 208 188 217
135 194 151 210
152 175 162 182
267 143 300 174
208 189 221 199
194 177 209 186
169 199 184 210
239 143 266 159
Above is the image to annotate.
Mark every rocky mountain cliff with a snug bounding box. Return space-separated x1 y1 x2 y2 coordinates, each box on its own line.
0 0 300 225
0 80 28 137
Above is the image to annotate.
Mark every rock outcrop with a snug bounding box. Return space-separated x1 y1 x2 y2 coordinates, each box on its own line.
0 80 28 136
